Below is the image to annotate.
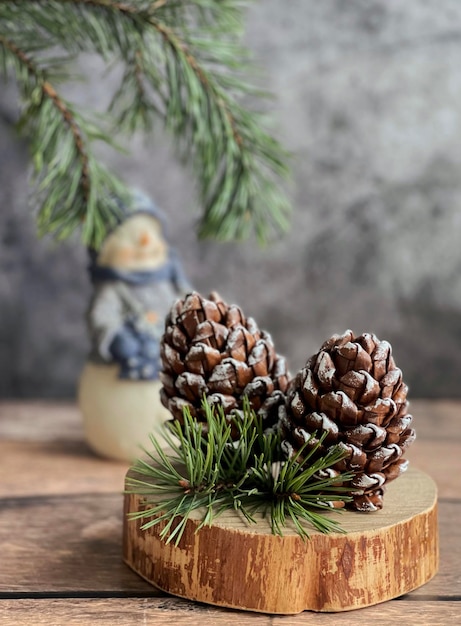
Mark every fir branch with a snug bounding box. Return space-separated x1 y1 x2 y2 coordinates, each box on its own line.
126 399 355 546
0 0 291 245
0 31 128 245
6 36 91 202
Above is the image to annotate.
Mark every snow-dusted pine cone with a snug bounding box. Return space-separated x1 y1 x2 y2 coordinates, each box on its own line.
280 330 415 511
160 291 290 433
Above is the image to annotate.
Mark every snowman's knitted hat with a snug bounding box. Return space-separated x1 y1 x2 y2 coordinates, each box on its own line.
113 188 168 235
87 188 169 264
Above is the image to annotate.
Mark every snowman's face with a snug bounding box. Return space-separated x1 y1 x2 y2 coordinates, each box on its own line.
97 214 168 271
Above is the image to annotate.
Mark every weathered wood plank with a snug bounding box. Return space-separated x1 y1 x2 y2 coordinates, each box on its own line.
410 399 461 441
1 400 459 499
0 401 82 442
273 601 461 625
0 493 458 598
1 436 458 499
406 441 461 500
0 494 153 593
0 399 459 443
0 597 271 625
0 598 459 626
0 441 128 497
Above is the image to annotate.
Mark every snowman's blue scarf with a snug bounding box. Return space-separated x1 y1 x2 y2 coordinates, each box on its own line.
89 259 176 285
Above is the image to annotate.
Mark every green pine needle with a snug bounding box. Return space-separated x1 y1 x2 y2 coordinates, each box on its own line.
126 398 355 546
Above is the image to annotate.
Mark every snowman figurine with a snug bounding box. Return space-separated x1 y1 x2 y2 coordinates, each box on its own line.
78 191 191 461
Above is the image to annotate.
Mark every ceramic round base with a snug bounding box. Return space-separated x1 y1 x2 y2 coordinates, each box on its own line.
79 361 171 462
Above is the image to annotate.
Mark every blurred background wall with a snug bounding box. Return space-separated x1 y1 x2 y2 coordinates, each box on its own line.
1 0 461 399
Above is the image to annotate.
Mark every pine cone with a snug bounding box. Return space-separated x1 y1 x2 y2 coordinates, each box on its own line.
160 291 290 433
280 330 415 511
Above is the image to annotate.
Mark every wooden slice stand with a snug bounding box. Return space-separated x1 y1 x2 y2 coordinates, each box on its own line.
123 467 438 614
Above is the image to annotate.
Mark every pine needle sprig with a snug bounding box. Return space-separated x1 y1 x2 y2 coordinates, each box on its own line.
0 0 291 247
126 398 355 546
126 408 240 545
233 425 354 538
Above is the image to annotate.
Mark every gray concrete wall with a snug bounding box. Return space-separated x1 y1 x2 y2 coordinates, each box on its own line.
1 0 461 398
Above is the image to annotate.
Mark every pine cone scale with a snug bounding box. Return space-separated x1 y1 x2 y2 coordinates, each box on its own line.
169 325 189 353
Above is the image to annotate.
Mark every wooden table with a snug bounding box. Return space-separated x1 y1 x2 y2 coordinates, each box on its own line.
0 400 459 625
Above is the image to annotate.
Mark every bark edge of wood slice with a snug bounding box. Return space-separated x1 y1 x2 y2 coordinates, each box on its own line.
123 466 438 614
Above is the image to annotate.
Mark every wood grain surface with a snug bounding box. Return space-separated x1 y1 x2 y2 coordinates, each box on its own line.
0 400 460 623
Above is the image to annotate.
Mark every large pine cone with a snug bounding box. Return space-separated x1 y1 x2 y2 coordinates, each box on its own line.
280 330 415 511
160 291 290 433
